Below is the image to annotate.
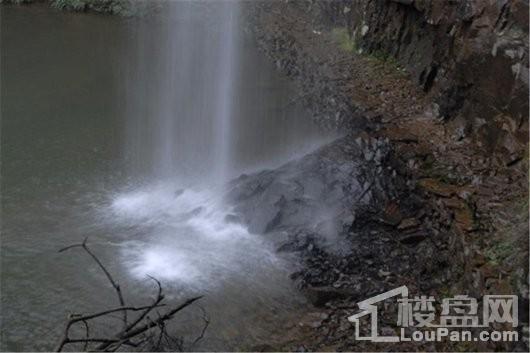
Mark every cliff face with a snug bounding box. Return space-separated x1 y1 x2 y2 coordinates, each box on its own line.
247 1 528 350
321 0 528 161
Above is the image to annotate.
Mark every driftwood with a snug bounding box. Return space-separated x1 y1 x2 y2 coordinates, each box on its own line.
55 238 204 352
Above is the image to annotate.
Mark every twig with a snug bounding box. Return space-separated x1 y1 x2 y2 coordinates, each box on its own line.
191 305 210 346
81 320 89 351
73 305 167 323
112 296 203 340
54 305 165 352
123 276 164 333
62 338 119 344
59 238 128 330
56 239 205 352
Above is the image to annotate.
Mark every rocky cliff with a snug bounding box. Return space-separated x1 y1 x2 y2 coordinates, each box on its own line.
246 0 528 350
320 0 528 162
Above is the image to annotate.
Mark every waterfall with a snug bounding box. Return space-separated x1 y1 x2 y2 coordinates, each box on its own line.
113 0 329 290
212 3 239 183
124 0 240 186
114 0 280 288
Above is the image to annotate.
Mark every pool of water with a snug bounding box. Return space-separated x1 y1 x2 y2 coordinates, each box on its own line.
0 2 333 351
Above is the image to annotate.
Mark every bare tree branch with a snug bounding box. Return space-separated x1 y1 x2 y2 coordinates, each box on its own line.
59 237 128 330
107 296 203 342
191 305 210 346
81 320 89 351
72 304 167 324
56 239 205 352
123 276 164 333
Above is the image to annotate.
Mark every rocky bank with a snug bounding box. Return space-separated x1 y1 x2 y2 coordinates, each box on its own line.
237 0 529 351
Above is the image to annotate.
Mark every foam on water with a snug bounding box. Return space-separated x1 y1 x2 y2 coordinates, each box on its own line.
110 182 281 289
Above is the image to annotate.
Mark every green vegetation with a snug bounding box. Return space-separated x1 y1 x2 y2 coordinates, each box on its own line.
1 0 130 15
368 49 400 67
52 0 128 14
485 239 515 265
331 26 406 76
421 160 461 185
438 286 455 299
0 0 34 3
52 0 96 11
331 27 356 53
485 196 528 267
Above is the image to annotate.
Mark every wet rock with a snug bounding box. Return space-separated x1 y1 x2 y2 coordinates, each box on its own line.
399 233 427 245
454 206 476 232
224 214 241 224
397 217 420 230
418 178 456 197
441 197 476 232
298 312 329 329
227 136 366 239
378 269 391 277
174 188 185 198
380 202 402 226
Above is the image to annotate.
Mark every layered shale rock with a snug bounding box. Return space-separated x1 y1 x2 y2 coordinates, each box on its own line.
319 0 528 160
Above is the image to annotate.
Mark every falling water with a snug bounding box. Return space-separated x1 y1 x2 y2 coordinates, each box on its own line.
124 0 239 185
113 0 337 290
116 0 283 288
212 3 239 182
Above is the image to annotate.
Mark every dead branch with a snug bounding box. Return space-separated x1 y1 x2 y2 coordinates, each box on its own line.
111 296 202 341
59 237 128 330
81 320 89 351
55 239 204 352
191 305 210 346
123 276 163 333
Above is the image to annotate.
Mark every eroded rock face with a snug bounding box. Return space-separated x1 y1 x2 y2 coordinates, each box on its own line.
226 136 368 250
226 135 460 306
319 0 528 155
243 1 527 350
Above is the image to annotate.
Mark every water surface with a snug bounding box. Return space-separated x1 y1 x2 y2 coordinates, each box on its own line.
1 2 332 350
